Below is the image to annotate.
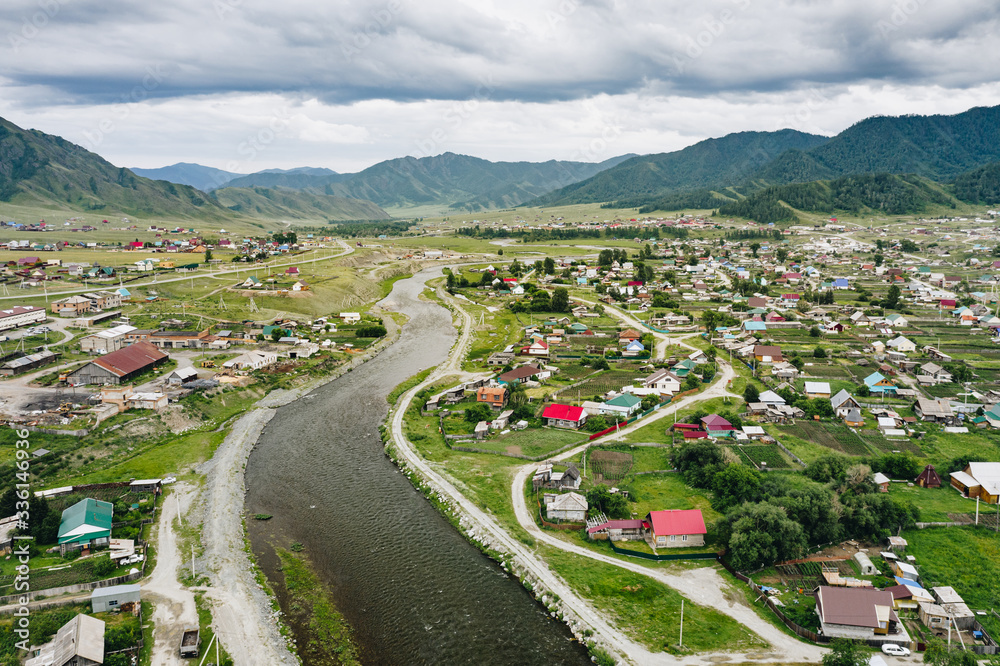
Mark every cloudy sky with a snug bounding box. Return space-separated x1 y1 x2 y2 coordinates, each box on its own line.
3 0 1000 174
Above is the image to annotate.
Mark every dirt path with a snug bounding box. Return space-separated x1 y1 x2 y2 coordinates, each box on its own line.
144 482 199 666
197 407 298 666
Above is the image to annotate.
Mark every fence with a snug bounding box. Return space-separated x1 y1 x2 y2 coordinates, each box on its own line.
609 543 719 561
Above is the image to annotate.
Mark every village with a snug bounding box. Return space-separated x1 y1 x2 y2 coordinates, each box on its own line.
4 208 1000 665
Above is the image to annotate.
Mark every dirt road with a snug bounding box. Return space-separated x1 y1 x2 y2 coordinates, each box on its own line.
197 407 298 666
144 482 199 666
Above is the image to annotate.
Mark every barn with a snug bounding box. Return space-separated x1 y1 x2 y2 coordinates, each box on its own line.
68 342 168 385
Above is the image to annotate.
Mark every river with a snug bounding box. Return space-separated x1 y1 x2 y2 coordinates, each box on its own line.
244 267 591 665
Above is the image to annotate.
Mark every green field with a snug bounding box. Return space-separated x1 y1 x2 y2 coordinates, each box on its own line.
542 547 769 655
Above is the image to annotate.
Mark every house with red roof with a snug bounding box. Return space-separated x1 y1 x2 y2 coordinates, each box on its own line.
700 414 735 437
645 509 707 548
541 404 587 429
520 339 549 357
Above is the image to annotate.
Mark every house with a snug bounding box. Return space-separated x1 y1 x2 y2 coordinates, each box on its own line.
701 414 735 437
874 472 891 492
844 408 865 427
68 341 168 385
127 392 168 410
641 368 681 395
644 509 706 548
913 398 953 422
521 339 550 357
544 492 588 522
498 364 542 385
886 336 916 353
80 324 138 354
918 362 952 385
949 462 1000 504
164 366 199 385
58 498 113 553
915 465 942 488
885 313 908 327
863 371 896 395
222 349 278 371
339 312 361 323
474 421 490 440
758 390 786 406
491 409 514 430
931 586 975 630
622 340 645 357
541 404 587 429
600 393 642 417
618 328 642 343
0 305 46 331
753 345 783 364
831 390 861 417
804 381 832 399
91 584 141 613
586 518 646 542
476 385 508 410
815 586 908 642
671 359 697 377
24 614 105 666
891 560 919 581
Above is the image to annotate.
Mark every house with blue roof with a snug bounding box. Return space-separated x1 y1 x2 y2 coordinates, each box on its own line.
623 340 646 357
832 278 849 289
864 371 897 395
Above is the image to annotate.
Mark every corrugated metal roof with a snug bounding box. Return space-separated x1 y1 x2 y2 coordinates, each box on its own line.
91 341 166 377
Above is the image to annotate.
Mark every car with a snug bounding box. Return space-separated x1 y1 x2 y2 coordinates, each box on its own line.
881 644 911 656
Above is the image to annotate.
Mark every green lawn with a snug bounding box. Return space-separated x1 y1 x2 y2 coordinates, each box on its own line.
471 427 586 459
541 546 769 656
72 429 226 484
889 484 977 522
903 527 1000 637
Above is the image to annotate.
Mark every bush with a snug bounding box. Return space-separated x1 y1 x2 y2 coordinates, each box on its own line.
464 403 493 423
356 325 387 338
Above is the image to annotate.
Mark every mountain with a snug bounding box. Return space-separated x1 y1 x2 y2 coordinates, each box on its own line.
952 162 1000 205
716 173 957 224
761 105 1000 184
224 152 635 210
211 186 389 221
530 130 829 207
223 170 353 191
0 118 230 219
258 167 339 176
130 162 242 192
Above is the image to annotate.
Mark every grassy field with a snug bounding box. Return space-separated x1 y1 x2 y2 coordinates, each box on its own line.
541 546 769 656
889 484 976 522
468 427 586 458
903 527 1000 636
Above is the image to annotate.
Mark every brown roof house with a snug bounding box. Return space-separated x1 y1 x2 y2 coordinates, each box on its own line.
67 341 168 385
476 385 508 410
815 586 910 644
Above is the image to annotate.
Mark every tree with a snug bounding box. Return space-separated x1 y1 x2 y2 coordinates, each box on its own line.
583 415 609 433
771 485 841 544
586 486 630 519
683 373 701 391
804 454 851 483
672 440 726 489
822 638 868 666
543 257 556 274
497 248 504 256
719 502 806 571
204 248 213 263
712 464 762 512
592 357 610 371
270 327 284 342
551 287 570 313
874 253 884 267
776 247 789 263
885 284 901 310
743 384 760 404
464 403 493 423
750 242 761 257
813 346 827 358
809 326 821 337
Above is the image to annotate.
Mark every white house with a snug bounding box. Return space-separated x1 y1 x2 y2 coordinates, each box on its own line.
544 492 588 522
223 350 278 370
886 336 916 353
339 312 362 323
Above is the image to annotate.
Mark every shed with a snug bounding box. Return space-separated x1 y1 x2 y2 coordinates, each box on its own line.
893 561 919 581
129 478 162 494
873 472 891 492
854 551 877 575
91 584 141 613
915 465 942 489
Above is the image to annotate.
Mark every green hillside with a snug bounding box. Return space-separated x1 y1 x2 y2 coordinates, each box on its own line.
211 186 390 221
715 173 958 224
531 130 829 207
952 161 1000 205
0 118 229 219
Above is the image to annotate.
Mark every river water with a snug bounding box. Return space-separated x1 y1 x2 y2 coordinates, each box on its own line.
244 268 590 665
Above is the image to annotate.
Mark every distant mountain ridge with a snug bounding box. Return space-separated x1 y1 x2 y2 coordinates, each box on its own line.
130 162 242 192
539 105 1000 211
531 130 830 207
221 152 637 211
211 186 389 221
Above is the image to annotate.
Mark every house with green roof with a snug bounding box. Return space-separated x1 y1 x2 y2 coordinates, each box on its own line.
671 359 697 377
58 498 113 553
599 393 643 418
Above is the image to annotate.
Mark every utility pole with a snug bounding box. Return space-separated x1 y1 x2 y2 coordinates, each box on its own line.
679 599 684 648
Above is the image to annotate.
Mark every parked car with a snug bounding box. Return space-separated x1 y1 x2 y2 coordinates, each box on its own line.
881 644 911 656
